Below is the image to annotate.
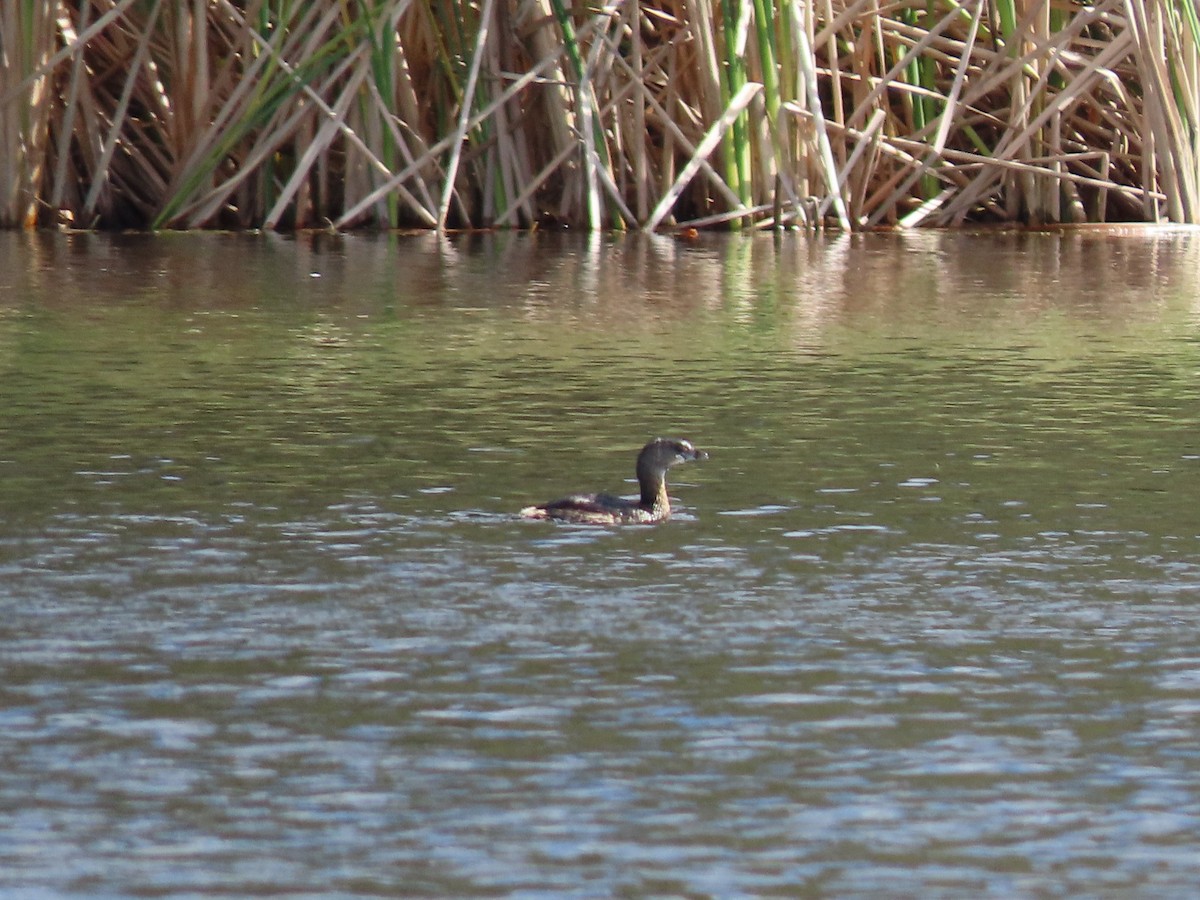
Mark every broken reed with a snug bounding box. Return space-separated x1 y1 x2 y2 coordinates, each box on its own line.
0 0 1197 232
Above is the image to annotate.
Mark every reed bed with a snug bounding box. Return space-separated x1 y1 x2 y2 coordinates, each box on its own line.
1 0 1197 230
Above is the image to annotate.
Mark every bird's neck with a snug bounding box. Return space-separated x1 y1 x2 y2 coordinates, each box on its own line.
640 475 669 511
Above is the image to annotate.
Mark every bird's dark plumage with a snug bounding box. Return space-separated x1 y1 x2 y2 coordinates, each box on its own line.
521 438 708 525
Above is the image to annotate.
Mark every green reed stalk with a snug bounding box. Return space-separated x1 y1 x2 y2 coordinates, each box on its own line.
773 0 797 109
898 3 941 200
773 0 800 198
992 0 1017 42
1150 0 1200 218
752 0 784 172
719 0 752 225
547 0 620 229
1169 0 1200 143
442 0 514 227
358 0 400 227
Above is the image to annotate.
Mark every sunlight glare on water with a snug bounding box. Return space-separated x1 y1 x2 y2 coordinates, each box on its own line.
2 229 1200 895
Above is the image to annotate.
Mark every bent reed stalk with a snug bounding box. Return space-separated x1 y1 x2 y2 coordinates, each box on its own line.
0 0 1196 231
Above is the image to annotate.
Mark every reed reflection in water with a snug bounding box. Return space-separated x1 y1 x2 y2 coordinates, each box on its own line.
1 229 1200 896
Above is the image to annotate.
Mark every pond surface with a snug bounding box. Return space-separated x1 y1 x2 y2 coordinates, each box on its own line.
3 228 1200 896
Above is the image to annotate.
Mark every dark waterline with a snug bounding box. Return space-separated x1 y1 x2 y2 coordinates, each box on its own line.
2 230 1200 896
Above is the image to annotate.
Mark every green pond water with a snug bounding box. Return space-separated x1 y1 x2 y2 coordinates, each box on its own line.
2 229 1200 895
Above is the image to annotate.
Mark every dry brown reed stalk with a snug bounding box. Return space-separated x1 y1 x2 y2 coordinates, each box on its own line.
1 2 59 228
0 0 1197 230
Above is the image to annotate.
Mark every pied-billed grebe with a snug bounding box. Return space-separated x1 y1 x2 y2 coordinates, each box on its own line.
520 438 708 525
